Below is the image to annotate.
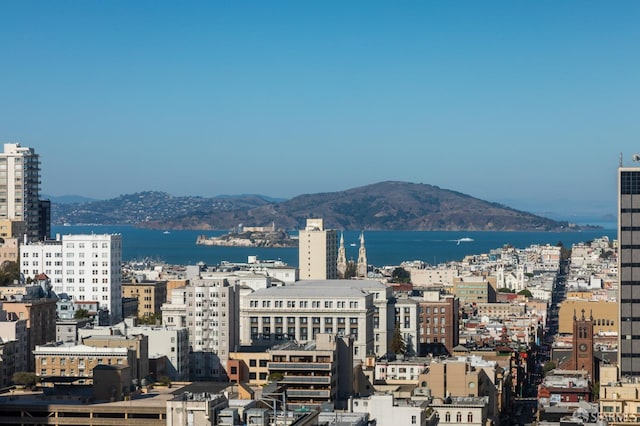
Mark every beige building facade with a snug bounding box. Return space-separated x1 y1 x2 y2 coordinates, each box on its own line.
122 280 167 319
558 299 617 334
298 218 338 280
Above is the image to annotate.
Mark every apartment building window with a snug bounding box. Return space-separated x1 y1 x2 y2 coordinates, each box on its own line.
262 317 270 324
325 301 333 308
350 301 358 308
287 301 295 308
287 317 295 324
350 318 358 324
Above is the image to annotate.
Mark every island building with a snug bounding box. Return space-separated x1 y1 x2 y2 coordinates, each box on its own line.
298 218 338 280
0 143 49 241
20 233 123 325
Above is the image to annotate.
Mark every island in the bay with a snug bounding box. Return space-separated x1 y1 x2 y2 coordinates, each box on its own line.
196 223 297 247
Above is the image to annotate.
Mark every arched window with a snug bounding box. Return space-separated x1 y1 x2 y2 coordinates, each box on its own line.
468 412 473 423
445 412 451 422
457 412 462 422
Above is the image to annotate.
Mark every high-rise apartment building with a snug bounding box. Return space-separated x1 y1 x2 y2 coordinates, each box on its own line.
161 277 240 380
0 143 48 241
619 163 640 377
20 234 123 325
298 218 338 280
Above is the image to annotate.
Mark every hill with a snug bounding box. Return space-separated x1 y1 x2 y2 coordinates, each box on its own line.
52 181 575 231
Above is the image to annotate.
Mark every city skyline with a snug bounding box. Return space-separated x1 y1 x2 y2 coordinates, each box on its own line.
2 1 639 221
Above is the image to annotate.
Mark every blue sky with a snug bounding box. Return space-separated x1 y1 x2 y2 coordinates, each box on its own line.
1 1 638 221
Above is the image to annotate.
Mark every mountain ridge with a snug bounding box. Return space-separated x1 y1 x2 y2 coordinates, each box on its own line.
52 181 580 231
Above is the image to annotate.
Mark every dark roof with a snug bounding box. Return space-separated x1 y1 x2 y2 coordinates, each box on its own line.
170 381 232 396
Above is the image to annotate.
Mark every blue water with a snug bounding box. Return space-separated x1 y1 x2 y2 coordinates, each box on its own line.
51 225 617 268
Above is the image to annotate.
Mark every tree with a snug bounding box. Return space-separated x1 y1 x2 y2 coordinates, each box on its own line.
390 267 411 283
517 289 532 298
12 371 38 388
0 261 19 285
497 288 515 293
543 361 556 376
344 261 357 279
74 308 90 319
138 313 162 325
267 372 283 382
389 324 406 356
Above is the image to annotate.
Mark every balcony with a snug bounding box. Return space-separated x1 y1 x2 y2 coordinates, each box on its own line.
268 362 331 371
285 389 331 398
280 376 331 385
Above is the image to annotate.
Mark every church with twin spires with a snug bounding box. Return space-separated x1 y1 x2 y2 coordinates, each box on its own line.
337 231 368 279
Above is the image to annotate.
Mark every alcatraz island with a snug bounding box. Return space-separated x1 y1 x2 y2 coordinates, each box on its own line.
196 223 298 248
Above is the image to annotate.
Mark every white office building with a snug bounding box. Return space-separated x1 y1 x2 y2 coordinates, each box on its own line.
240 280 385 360
21 234 123 324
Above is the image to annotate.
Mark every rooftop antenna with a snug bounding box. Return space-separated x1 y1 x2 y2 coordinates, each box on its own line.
620 153 623 167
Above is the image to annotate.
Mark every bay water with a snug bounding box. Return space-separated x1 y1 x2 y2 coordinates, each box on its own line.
51 225 617 268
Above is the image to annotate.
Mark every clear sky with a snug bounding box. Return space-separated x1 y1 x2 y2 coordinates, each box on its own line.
1 1 638 221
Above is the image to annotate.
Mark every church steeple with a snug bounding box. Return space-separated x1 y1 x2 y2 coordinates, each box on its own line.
357 231 367 278
337 231 347 278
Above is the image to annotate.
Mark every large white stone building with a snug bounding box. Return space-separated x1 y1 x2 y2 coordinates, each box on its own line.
240 280 389 360
298 218 338 280
20 234 123 324
161 277 239 381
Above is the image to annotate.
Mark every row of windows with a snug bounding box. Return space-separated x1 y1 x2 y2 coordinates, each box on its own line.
419 307 448 314
66 242 110 249
22 252 62 258
249 300 359 309
250 316 358 325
